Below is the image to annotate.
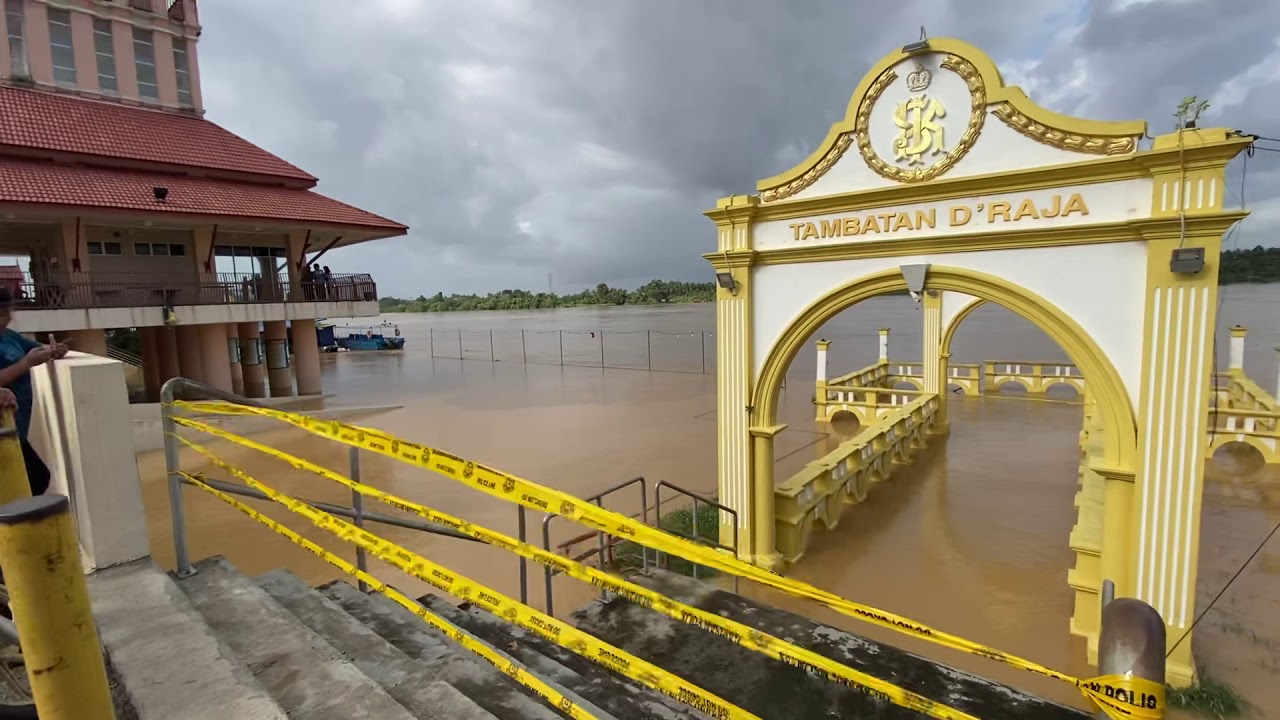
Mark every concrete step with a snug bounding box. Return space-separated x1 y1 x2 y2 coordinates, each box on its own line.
571 569 1092 720
319 580 567 720
88 559 286 720
256 570 497 720
421 595 704 720
177 557 414 720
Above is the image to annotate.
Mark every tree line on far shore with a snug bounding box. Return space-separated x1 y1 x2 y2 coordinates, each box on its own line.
378 279 716 313
379 247 1280 314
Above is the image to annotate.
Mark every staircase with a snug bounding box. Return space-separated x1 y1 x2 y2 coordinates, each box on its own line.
87 558 1090 719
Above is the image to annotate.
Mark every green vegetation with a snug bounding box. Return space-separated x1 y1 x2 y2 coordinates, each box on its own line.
613 504 722 578
1168 673 1246 718
379 280 715 313
105 328 140 355
1220 246 1280 285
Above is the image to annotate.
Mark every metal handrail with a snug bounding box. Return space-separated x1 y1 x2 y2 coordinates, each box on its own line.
654 481 739 593
161 377 481 581
532 476 648 616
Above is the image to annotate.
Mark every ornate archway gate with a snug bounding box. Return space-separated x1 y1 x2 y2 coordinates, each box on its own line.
704 38 1248 685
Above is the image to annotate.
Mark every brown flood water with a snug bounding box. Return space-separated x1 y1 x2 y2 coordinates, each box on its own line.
136 284 1280 717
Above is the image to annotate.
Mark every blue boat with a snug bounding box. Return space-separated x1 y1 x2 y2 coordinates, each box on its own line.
320 321 406 352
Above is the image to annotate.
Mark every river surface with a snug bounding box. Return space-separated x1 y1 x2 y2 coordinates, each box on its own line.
135 283 1280 717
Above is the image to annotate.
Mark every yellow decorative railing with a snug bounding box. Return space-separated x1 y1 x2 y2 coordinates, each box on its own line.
982 361 1085 394
1210 372 1280 463
778 394 939 563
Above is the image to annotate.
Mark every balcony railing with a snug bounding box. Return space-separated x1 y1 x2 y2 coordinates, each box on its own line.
7 271 377 311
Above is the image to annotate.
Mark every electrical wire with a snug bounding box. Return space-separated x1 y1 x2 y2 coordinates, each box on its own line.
1167 515 1280 658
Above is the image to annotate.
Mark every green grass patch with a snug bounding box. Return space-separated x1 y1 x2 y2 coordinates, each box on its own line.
1168 673 1246 719
613 504 722 578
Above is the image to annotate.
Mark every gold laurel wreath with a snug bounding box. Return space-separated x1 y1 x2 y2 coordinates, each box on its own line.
856 54 986 184
760 132 857 203
991 103 1136 155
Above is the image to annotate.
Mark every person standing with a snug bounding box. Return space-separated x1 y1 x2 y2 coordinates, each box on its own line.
0 288 68 494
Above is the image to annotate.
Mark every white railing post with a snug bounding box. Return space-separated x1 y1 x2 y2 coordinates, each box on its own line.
878 328 890 363
1229 325 1246 373
816 339 829 385
1274 345 1280 399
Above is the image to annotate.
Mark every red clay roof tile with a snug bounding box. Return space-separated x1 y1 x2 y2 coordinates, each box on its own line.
0 86 317 183
0 157 406 232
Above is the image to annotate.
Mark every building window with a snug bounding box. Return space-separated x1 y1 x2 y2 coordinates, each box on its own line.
172 38 192 107
93 19 118 94
88 241 123 256
132 27 158 101
5 0 26 78
133 242 186 257
47 9 77 86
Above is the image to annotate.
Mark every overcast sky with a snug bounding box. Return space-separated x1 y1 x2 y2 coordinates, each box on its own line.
198 0 1280 298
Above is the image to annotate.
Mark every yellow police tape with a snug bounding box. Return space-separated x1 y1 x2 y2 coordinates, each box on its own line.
173 401 1166 719
171 435 757 720
173 416 973 720
177 472 598 720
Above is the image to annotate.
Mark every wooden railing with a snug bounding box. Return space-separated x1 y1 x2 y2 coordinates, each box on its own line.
12 271 377 310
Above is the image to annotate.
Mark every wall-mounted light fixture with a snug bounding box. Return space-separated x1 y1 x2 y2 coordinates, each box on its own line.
900 263 930 302
715 271 738 295
902 26 929 54
1170 247 1205 274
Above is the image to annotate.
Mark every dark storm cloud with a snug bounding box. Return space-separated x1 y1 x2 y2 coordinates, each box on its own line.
197 0 1280 296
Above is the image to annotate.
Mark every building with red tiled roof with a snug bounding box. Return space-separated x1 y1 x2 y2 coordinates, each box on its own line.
0 0 407 400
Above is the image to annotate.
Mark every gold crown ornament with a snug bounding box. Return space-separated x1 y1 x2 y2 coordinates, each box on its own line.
905 63 932 92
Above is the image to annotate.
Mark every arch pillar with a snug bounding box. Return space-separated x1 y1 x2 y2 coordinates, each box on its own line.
706 195 763 565
921 289 945 432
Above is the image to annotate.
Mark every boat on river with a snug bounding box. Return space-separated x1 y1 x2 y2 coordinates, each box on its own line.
318 320 405 352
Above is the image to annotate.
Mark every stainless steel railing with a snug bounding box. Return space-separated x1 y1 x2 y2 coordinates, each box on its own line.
652 480 739 593
160 377 482 581
532 477 649 616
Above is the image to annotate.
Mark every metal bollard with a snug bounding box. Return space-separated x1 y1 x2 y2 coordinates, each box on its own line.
0 494 115 720
0 410 33 505
1096 593 1166 719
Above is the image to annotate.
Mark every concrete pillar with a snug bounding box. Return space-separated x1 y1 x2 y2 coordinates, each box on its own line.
238 322 266 399
749 424 786 568
175 325 204 382
139 327 162 403
291 319 322 396
1228 325 1246 373
156 327 181 386
65 329 108 357
263 320 293 398
27 354 149 570
196 323 234 393
815 339 829 384
227 325 244 397
878 328 890 363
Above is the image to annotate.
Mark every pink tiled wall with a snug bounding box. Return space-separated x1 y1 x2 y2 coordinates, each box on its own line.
0 0 203 113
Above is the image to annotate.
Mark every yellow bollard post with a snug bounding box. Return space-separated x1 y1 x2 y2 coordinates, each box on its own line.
0 409 32 505
0 494 115 720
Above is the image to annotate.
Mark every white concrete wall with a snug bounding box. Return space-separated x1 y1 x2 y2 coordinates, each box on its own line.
27 352 149 571
13 300 380 334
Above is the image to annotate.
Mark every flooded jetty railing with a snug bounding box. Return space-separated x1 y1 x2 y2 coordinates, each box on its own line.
1210 371 1280 463
816 383 932 423
777 394 940 563
817 358 1079 421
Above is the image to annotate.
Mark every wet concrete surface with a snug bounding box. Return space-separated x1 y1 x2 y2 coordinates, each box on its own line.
134 287 1280 718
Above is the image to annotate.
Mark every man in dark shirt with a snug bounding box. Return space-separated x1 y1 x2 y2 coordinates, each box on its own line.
0 288 67 494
